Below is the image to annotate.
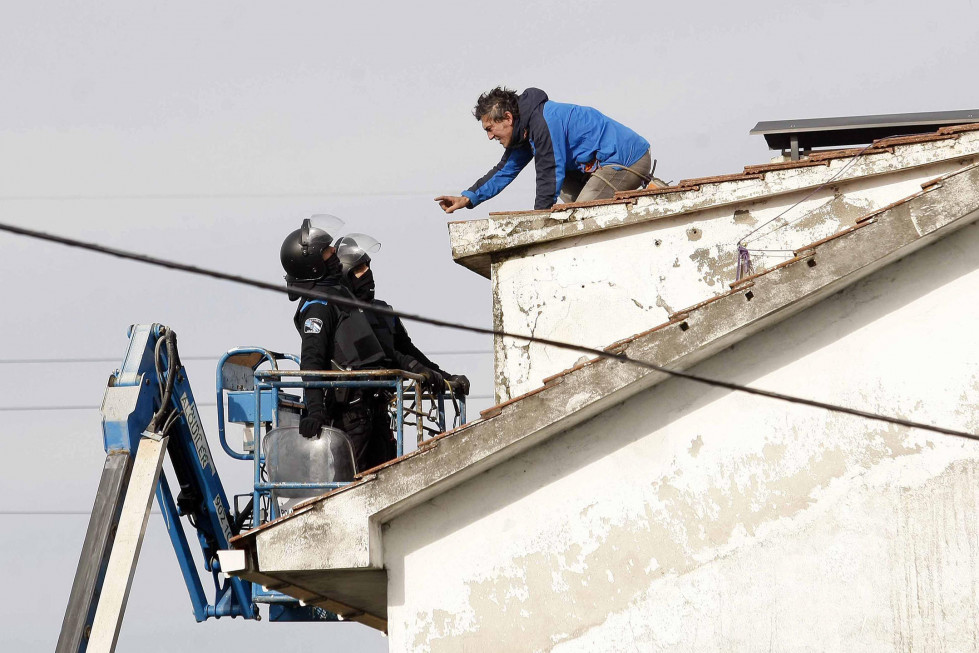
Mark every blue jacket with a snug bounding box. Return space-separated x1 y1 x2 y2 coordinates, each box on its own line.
462 88 650 211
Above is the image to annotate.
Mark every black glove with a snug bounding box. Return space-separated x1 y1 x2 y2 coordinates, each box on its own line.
407 359 444 394
446 374 471 395
422 366 444 394
299 412 326 438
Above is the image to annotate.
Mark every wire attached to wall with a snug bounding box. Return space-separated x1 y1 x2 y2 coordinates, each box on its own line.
734 142 882 281
0 218 976 442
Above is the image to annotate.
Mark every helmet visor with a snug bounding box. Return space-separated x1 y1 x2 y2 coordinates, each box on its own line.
302 214 345 250
335 233 381 271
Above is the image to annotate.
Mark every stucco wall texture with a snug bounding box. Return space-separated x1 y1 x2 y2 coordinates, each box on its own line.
482 138 979 402
385 222 979 651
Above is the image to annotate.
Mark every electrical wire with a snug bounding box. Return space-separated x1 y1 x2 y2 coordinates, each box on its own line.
0 350 492 365
0 355 217 364
0 510 163 515
0 218 976 442
0 403 214 412
0 396 497 412
0 405 102 412
0 190 444 201
738 143 877 248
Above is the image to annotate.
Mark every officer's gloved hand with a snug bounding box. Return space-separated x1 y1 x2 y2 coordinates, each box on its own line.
446 374 471 395
407 359 442 394
421 366 445 395
299 412 326 438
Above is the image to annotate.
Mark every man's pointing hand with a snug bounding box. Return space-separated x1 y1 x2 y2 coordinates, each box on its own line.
435 195 471 214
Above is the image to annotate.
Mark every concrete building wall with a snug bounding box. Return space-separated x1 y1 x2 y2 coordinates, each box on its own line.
491 153 977 402
385 221 979 651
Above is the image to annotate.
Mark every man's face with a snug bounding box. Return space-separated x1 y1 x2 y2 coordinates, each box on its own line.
481 111 514 148
321 245 336 260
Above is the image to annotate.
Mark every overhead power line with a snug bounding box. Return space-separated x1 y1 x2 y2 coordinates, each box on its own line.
0 402 214 413
0 510 162 516
0 219 976 442
0 395 495 412
0 350 492 365
0 190 444 201
0 355 217 365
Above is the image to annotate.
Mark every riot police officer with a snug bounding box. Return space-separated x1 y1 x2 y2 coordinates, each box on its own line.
281 215 393 473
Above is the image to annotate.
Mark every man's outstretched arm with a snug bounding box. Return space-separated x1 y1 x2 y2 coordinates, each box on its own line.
436 145 532 213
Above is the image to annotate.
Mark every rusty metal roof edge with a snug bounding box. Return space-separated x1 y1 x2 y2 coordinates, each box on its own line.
613 185 701 200
358 418 485 474
792 220 878 255
872 132 962 148
488 196 636 217
728 260 803 289
939 123 979 135
675 172 765 186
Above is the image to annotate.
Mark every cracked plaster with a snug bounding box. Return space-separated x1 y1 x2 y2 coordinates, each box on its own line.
482 150 979 401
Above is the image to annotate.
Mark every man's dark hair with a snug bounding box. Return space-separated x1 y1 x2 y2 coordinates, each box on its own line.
473 87 520 123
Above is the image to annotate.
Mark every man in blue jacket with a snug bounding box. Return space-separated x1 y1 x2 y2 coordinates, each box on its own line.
436 87 652 213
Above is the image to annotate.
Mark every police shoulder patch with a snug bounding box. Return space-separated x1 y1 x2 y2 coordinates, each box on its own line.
303 318 323 334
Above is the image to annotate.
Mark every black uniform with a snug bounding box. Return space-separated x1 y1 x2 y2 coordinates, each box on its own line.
362 293 469 396
293 282 396 473
368 300 448 377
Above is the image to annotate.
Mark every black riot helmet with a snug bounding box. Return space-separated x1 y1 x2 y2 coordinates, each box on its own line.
280 214 345 281
335 233 381 278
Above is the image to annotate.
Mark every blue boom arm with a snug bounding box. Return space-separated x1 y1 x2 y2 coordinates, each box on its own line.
102 324 256 622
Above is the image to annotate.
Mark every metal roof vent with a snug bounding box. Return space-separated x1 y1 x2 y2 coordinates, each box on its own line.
751 109 979 160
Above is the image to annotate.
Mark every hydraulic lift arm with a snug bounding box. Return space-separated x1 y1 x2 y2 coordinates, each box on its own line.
57 324 255 653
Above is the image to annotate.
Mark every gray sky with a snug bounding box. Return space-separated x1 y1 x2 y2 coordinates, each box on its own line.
1 1 976 650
